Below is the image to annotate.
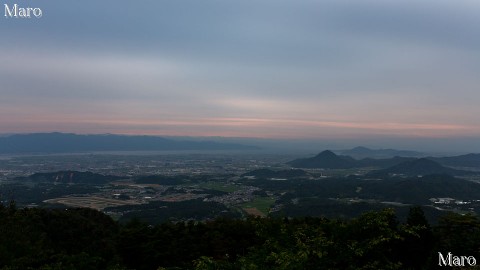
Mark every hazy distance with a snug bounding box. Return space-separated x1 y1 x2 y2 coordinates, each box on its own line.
1 0 479 152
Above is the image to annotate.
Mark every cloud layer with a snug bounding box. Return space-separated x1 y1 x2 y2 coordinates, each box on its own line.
1 0 480 145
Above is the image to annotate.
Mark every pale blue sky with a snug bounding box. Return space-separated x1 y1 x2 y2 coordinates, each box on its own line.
1 0 480 150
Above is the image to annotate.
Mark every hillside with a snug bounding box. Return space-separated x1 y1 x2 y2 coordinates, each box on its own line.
288 150 357 169
356 156 416 168
430 153 480 168
368 158 469 177
288 150 414 169
354 174 480 204
338 146 424 159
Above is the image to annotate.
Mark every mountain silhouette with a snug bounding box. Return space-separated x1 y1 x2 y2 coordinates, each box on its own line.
338 146 423 159
288 150 357 169
356 156 416 168
429 153 480 168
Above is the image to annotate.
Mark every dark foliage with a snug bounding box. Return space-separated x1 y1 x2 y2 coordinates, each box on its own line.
105 199 240 224
1 203 479 270
0 203 119 270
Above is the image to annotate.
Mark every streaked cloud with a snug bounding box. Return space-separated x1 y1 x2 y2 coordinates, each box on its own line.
1 0 479 147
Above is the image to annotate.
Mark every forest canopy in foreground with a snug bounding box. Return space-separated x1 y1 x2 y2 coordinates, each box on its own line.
0 202 479 270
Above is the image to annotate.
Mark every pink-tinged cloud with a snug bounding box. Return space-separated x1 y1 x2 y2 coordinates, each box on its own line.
2 114 477 139
1 0 480 146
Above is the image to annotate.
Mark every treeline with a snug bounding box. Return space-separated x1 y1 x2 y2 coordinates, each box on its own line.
1 202 479 270
105 199 240 224
241 174 480 205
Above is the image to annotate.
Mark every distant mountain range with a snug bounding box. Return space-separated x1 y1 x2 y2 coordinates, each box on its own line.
289 150 480 175
0 133 258 154
336 146 424 159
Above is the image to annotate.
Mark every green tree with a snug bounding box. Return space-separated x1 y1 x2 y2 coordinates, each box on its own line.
434 213 480 259
398 206 433 269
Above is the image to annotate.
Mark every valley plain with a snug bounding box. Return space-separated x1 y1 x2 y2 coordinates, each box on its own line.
2 147 480 224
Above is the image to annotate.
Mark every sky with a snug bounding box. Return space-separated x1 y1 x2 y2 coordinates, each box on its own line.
1 0 480 151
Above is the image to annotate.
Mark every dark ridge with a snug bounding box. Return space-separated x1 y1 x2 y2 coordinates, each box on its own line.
368 158 471 177
288 149 480 172
288 150 357 169
356 156 416 168
429 153 480 168
339 146 424 159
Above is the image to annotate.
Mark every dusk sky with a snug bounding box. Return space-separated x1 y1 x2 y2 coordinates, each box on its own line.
1 0 480 150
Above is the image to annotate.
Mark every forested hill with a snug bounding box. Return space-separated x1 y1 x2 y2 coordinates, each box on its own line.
0 133 258 154
288 150 357 169
368 158 472 177
430 153 480 168
16 171 122 184
1 203 479 270
288 150 414 169
289 150 480 170
338 146 424 159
